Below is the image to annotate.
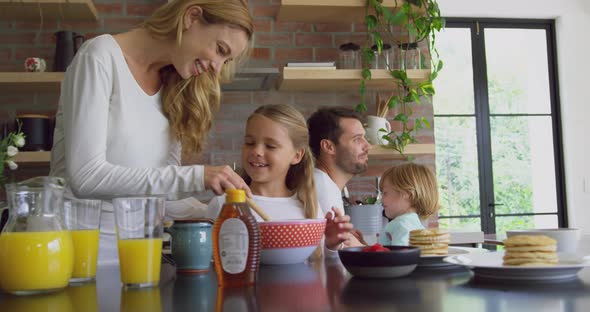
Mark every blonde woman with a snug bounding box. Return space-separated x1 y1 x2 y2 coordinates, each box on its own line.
50 0 253 264
207 104 355 256
378 163 440 246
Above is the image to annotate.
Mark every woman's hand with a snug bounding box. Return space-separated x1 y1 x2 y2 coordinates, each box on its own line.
204 165 252 197
324 207 354 250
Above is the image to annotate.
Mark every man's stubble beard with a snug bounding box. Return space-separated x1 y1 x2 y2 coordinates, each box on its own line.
334 148 368 176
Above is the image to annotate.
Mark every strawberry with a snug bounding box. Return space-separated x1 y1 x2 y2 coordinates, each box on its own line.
361 243 390 252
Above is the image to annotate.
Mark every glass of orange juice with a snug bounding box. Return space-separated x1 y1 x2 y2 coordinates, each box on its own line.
113 196 165 289
63 199 102 283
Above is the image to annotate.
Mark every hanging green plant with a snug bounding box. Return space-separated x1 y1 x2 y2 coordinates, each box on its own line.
355 0 444 155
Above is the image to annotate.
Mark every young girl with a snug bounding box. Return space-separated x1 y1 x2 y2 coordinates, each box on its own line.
207 104 353 253
378 163 439 246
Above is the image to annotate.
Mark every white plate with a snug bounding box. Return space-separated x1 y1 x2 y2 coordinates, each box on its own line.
418 247 471 267
443 251 590 282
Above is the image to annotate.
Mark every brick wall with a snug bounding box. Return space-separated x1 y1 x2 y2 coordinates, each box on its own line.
0 0 435 209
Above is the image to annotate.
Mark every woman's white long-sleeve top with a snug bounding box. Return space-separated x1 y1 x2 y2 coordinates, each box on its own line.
50 34 205 198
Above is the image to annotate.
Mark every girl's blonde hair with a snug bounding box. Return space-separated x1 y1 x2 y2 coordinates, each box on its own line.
380 163 439 220
143 0 253 156
243 104 319 220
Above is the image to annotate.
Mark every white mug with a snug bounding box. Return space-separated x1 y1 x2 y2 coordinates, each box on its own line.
365 116 391 145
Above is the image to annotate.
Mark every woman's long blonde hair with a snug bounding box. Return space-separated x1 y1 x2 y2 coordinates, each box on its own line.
143 0 253 156
243 104 319 220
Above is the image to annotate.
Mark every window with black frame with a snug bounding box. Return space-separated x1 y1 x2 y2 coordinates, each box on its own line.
433 18 566 236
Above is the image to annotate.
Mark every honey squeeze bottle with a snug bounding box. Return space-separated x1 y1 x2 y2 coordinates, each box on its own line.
212 189 261 287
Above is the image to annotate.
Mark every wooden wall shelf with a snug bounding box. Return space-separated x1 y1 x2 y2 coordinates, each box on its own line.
0 0 98 21
13 151 51 163
278 68 430 91
368 143 435 158
277 0 412 23
0 72 64 92
10 147 435 163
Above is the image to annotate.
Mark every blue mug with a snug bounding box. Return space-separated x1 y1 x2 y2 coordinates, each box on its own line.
164 218 213 273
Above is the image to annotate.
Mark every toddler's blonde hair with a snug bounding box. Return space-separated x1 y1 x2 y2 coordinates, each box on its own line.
380 163 439 220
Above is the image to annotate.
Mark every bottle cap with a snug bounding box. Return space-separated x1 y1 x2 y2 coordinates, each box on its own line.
371 44 392 51
226 189 246 203
399 42 419 50
339 42 360 51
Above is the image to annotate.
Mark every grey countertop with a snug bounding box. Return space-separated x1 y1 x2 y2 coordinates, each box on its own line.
2 255 590 312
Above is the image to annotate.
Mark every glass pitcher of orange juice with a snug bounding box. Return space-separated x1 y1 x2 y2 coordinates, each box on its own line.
0 176 74 295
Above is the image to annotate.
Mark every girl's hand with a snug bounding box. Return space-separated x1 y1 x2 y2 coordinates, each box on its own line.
324 207 354 250
344 229 367 247
204 165 253 197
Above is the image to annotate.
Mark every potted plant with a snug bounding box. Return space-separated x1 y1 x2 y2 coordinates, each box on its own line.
0 123 25 187
355 0 444 155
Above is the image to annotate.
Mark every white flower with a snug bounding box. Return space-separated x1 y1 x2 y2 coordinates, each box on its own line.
13 134 25 148
6 146 18 157
6 160 18 170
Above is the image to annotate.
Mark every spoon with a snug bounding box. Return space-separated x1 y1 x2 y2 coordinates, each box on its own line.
246 197 271 221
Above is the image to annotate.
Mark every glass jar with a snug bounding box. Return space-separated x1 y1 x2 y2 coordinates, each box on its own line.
338 42 360 69
0 176 73 295
399 42 421 70
371 44 393 70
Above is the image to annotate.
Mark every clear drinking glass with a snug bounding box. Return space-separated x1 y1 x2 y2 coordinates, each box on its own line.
113 196 165 289
63 198 102 283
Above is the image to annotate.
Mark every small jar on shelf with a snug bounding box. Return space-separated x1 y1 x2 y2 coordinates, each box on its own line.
338 42 360 69
371 44 394 70
399 42 421 70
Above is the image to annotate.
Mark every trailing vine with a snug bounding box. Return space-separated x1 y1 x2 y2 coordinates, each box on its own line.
355 0 444 155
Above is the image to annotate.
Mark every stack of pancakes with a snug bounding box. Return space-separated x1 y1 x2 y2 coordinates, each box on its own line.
502 235 558 266
409 228 450 255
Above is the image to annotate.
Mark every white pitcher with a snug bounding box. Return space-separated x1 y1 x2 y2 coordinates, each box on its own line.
365 116 391 145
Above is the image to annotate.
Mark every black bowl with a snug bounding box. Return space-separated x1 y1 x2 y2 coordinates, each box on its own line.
338 246 421 279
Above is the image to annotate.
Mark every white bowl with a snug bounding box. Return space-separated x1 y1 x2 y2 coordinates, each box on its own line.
506 228 580 253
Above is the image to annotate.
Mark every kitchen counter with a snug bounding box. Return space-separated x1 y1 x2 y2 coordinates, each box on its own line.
1 257 590 312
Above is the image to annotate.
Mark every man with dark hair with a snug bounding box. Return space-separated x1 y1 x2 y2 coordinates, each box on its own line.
308 107 371 216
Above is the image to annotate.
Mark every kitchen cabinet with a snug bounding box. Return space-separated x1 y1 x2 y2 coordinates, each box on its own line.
0 0 98 22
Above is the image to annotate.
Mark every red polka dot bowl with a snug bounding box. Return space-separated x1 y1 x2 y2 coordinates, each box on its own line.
259 219 327 265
